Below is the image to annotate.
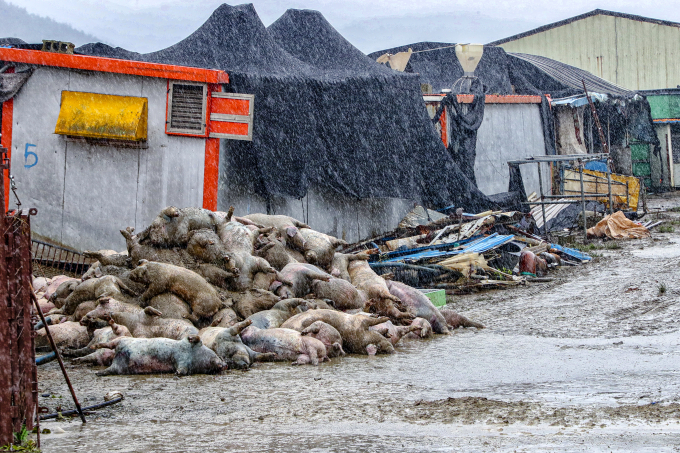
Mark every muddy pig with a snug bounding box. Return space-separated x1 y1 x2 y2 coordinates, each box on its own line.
96 336 224 376
386 280 449 334
349 260 412 323
106 307 198 340
331 252 369 282
246 298 309 329
404 317 434 339
255 235 304 271
310 277 364 311
301 321 345 357
55 276 138 315
229 289 281 319
63 321 131 358
298 229 347 270
145 293 191 320
81 297 142 327
210 307 241 328
281 309 394 355
129 260 222 321
35 321 90 349
137 206 218 247
270 263 331 299
240 326 328 366
200 320 275 369
121 227 197 268
241 213 309 250
369 320 418 346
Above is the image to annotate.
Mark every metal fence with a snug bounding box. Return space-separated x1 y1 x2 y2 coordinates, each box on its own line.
32 239 93 276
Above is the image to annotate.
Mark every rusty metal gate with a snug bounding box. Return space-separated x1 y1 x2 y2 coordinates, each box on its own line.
0 148 38 446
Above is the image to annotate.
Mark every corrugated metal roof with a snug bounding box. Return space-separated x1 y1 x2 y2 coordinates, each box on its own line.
381 233 515 263
509 53 634 97
488 9 680 46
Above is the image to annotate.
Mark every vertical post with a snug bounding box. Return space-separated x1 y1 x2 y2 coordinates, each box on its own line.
607 170 613 214
537 162 548 238
30 290 86 424
580 163 588 241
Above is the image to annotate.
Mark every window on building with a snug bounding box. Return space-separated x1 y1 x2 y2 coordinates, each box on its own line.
166 82 207 136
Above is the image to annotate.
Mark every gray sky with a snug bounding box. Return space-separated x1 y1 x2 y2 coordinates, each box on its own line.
7 0 679 53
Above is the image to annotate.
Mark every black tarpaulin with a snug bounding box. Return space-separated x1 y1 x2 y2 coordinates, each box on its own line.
75 4 492 211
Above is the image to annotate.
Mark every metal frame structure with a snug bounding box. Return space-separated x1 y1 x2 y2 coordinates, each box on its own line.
508 153 614 240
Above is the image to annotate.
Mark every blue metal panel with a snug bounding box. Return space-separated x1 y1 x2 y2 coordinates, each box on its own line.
381 233 515 263
549 243 592 261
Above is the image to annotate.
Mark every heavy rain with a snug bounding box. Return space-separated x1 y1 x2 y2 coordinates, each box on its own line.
0 1 679 452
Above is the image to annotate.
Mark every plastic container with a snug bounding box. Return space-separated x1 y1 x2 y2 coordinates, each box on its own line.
419 289 446 307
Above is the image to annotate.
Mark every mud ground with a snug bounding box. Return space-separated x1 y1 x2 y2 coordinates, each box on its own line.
37 194 680 452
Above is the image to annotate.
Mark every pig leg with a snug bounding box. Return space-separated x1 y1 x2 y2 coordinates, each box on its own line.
248 347 276 363
227 319 253 336
73 349 115 366
63 346 96 358
302 269 332 282
292 354 311 365
359 316 391 329
253 256 277 275
116 279 138 297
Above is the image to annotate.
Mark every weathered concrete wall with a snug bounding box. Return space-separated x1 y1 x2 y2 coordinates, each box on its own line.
10 67 205 251
217 140 416 243
475 103 550 196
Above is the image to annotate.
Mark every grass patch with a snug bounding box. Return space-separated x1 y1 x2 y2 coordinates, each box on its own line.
659 282 667 295
659 225 675 233
604 242 622 250
668 207 680 212
574 242 602 252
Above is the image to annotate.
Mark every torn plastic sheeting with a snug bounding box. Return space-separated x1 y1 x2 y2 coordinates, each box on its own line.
381 233 515 263
587 211 650 239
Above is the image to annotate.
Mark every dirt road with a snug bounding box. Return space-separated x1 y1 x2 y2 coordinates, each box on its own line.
37 195 680 452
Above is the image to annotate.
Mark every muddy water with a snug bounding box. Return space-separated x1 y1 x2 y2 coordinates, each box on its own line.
38 204 680 452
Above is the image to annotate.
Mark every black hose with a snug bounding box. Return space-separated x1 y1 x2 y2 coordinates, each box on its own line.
39 397 124 420
34 316 54 331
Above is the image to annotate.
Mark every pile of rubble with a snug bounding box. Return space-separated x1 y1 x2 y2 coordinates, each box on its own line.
32 207 482 376
345 206 598 294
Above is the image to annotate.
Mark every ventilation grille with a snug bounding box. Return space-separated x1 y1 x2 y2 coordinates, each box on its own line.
169 84 205 134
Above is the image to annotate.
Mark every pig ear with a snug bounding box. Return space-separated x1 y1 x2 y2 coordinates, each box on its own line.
138 259 149 266
98 297 111 305
144 306 162 317
332 238 348 247
286 226 298 238
269 281 283 293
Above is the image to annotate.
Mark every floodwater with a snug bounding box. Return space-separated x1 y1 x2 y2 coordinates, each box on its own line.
38 200 680 452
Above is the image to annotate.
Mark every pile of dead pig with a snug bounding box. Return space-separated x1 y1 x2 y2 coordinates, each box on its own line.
32 207 483 376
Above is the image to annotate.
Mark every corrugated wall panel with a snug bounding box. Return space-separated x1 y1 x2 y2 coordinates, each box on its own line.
499 14 680 90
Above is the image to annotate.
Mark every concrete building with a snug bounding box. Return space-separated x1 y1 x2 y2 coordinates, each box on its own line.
490 10 680 91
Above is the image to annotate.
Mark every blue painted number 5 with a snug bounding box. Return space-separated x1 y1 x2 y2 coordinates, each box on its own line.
24 143 38 168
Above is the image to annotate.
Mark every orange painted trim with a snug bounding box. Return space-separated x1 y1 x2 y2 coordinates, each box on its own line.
439 108 447 147
1 98 12 212
203 138 219 211
0 47 229 84
210 121 249 136
425 94 543 104
202 84 221 211
211 97 250 116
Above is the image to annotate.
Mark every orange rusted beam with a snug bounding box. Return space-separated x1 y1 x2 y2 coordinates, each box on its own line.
0 48 229 84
